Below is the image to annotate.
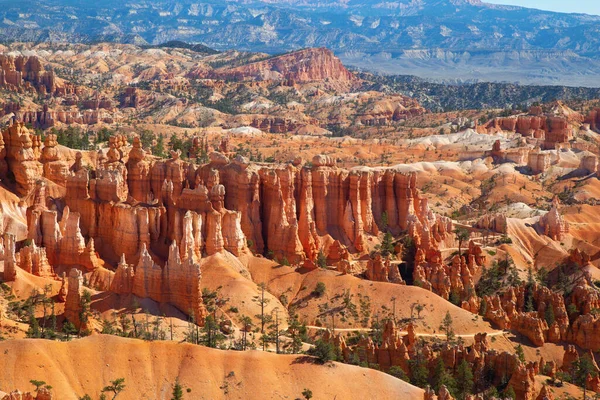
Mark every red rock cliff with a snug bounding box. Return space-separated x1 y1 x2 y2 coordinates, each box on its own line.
208 48 356 83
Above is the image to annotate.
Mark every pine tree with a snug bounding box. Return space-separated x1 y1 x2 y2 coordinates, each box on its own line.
525 290 534 312
432 359 456 395
253 283 272 349
101 378 126 400
572 355 598 399
302 388 313 400
408 341 429 388
240 315 253 351
415 303 424 319
26 304 41 338
79 290 92 328
30 380 46 392
317 250 327 269
287 313 304 354
102 319 116 335
453 227 471 256
62 320 77 340
504 385 516 400
268 309 281 353
307 339 336 364
381 233 394 257
544 304 555 326
440 311 455 341
202 315 224 348
515 344 525 363
171 378 184 400
152 134 166 158
455 360 473 400
381 211 389 231
449 291 461 306
388 366 409 382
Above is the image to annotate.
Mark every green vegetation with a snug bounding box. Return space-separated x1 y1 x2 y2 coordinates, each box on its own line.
455 360 474 400
171 378 184 400
433 359 456 394
387 366 410 382
307 339 337 364
101 378 126 400
439 311 455 341
515 344 525 363
476 258 520 298
361 73 600 112
302 388 313 400
380 233 395 257
453 227 470 256
312 282 327 298
169 133 192 158
52 126 92 150
316 250 327 269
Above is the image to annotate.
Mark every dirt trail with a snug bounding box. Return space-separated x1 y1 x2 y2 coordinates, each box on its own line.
306 325 506 338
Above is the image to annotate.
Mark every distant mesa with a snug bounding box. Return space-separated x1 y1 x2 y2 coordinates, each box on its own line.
205 48 356 84
141 40 219 55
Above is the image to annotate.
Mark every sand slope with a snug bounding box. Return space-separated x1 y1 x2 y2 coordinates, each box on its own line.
244 256 495 334
0 335 424 400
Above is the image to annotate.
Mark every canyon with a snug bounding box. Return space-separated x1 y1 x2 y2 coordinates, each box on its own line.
1 41 600 400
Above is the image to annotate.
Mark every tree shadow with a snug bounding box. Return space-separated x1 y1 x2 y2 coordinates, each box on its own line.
557 169 592 181
291 355 318 365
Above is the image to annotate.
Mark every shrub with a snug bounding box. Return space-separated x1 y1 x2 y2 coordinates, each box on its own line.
498 235 513 244
388 366 409 382
312 282 326 298
316 250 327 269
307 339 336 363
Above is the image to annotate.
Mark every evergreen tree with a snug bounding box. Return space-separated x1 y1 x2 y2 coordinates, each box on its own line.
253 283 271 350
287 313 304 354
455 360 474 400
525 290 534 312
62 320 77 340
118 314 131 337
380 211 389 232
30 380 46 392
415 303 424 319
380 233 394 257
48 300 57 338
515 344 526 363
388 366 410 382
504 386 516 400
312 282 326 298
102 319 116 335
202 315 224 348
453 227 470 256
171 378 184 400
101 378 126 400
449 291 461 306
302 388 313 400
79 290 92 328
571 355 598 399
440 311 455 341
307 339 336 364
544 304 555 327
26 304 41 338
432 359 456 395
240 315 253 351
317 250 327 269
408 341 429 388
152 134 167 158
268 309 281 353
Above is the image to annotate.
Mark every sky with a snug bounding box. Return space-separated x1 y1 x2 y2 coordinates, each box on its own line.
488 0 600 15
